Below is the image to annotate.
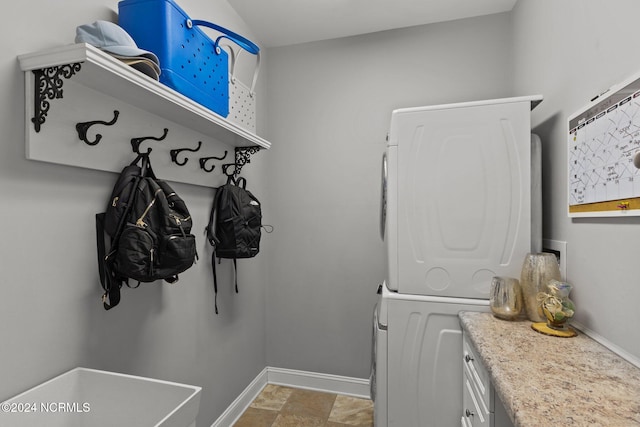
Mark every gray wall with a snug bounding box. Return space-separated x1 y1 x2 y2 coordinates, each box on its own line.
4 1 639 425
0 1 267 425
263 0 640 378
511 0 640 361
262 12 515 378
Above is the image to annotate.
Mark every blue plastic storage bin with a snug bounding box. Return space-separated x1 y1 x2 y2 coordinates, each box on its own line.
118 0 230 117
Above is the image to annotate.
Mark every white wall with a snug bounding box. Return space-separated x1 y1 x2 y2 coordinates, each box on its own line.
262 12 515 378
0 1 267 425
511 0 640 362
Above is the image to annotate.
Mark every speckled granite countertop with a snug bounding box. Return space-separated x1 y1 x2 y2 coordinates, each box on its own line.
459 311 640 427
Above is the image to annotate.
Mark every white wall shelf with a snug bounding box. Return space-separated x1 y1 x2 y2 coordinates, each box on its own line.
17 43 269 188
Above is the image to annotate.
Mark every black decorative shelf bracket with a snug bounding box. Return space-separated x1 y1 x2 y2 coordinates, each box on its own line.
31 63 82 133
233 146 262 177
76 110 120 146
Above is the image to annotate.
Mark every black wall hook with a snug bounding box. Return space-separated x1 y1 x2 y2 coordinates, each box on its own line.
222 162 238 177
199 150 228 173
76 110 120 146
170 141 202 166
131 128 169 154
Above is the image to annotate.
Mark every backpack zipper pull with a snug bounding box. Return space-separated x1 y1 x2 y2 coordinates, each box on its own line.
149 248 155 276
171 214 188 237
136 189 162 228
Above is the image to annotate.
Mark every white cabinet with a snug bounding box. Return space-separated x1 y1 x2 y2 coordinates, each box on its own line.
462 331 514 427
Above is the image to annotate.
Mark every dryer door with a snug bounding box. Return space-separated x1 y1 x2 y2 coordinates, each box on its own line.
391 100 533 298
379 152 388 241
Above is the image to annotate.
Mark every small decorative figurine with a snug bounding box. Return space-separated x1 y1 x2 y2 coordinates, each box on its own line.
531 280 577 337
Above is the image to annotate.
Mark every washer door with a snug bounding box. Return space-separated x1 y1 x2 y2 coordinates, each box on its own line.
370 304 379 401
373 302 388 427
386 297 488 426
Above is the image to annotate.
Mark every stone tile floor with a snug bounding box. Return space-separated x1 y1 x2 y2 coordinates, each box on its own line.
233 384 373 427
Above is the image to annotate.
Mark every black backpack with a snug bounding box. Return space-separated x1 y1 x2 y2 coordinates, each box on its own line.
96 153 198 310
205 176 262 313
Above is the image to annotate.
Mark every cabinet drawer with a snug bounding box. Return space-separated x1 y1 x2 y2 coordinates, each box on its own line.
463 371 491 427
463 333 494 412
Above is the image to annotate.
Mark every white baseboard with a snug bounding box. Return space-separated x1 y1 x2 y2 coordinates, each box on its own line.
210 367 269 427
266 367 371 399
210 367 371 427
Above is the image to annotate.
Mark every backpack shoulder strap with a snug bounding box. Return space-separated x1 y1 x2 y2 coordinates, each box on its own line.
141 153 157 180
206 185 225 246
96 212 121 310
235 176 247 189
208 229 239 315
96 172 143 310
211 252 219 314
206 185 226 314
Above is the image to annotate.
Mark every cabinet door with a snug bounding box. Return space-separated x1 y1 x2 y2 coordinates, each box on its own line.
462 332 514 427
463 371 491 427
463 335 494 413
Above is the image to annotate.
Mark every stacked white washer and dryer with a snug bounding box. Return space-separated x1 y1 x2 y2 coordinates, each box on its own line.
371 95 543 426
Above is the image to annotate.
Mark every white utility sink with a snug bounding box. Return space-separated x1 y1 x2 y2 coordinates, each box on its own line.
0 367 202 427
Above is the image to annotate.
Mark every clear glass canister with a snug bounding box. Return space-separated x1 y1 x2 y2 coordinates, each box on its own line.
538 280 576 330
490 276 523 320
520 252 562 322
